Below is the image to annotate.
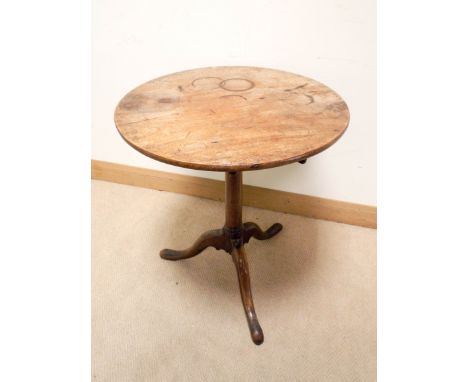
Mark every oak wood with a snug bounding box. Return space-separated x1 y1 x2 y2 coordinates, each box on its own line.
159 229 227 260
158 170 274 344
231 245 264 345
114 66 349 172
91 160 377 228
225 172 242 228
112 67 353 345
243 222 283 243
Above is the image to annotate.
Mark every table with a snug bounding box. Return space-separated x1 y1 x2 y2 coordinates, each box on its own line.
114 66 350 345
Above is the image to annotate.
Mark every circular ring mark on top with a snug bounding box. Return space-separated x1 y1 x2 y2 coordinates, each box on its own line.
219 78 255 92
191 76 223 87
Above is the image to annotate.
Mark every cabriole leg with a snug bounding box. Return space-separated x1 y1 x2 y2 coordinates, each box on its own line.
160 228 227 260
231 245 264 345
243 222 283 243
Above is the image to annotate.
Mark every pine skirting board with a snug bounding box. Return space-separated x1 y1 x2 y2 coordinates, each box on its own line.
91 160 376 229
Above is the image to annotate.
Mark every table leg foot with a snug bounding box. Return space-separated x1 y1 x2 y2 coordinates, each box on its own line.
160 229 227 261
231 245 264 345
243 222 283 243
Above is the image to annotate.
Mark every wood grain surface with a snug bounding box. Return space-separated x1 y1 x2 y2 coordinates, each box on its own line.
114 67 350 171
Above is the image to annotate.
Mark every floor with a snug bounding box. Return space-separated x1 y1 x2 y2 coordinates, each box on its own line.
92 180 376 382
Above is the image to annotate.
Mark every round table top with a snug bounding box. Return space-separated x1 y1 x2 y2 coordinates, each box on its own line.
114 66 350 172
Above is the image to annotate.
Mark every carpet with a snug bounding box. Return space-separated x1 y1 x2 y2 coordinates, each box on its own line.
92 180 376 381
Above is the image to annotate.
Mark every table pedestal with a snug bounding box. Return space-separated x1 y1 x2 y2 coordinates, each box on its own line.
160 172 282 345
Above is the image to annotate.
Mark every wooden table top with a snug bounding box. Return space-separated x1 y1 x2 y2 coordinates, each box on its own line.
114 66 349 172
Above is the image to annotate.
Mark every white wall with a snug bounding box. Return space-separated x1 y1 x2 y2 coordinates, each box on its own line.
92 0 376 206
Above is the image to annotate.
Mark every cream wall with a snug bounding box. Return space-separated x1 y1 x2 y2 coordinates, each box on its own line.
92 0 376 205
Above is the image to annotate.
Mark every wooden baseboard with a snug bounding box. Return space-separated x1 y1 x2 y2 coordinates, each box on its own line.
91 160 376 229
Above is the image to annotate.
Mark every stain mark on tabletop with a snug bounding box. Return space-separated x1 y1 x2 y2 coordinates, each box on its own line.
304 94 315 104
158 98 173 103
326 101 347 113
178 85 183 92
285 83 308 92
220 94 247 101
191 76 223 87
219 78 255 92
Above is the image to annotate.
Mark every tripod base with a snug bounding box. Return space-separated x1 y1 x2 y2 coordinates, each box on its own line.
160 172 282 345
160 222 282 345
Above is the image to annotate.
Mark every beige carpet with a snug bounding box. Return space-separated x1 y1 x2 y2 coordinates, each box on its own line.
92 180 376 382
